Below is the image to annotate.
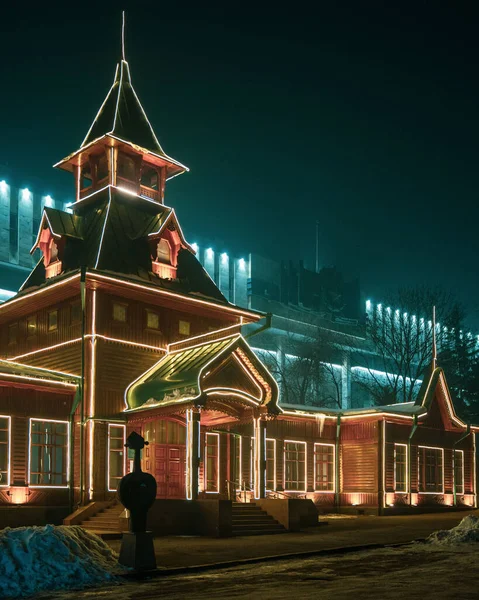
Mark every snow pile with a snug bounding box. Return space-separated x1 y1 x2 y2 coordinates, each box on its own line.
0 524 122 598
427 515 479 545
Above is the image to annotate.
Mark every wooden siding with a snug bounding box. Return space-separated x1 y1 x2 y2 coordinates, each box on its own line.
341 442 378 493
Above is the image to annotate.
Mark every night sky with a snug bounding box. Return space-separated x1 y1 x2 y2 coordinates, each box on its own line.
1 4 478 323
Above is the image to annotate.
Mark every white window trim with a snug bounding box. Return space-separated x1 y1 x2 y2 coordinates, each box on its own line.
283 439 307 493
205 432 220 493
107 423 126 492
0 415 11 487
454 449 465 495
266 438 277 492
28 417 70 489
417 445 444 495
313 442 335 493
394 443 408 494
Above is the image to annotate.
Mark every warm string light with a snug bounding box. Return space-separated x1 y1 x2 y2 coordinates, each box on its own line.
8 335 166 362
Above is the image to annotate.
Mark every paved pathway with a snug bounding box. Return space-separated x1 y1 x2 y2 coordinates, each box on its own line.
106 509 477 569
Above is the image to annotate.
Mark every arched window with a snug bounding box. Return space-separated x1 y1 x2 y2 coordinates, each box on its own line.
157 239 171 264
50 240 58 263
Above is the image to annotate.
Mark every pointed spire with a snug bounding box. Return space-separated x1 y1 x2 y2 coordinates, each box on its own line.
432 305 437 370
121 10 126 61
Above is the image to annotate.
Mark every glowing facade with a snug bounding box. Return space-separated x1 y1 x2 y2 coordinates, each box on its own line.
0 23 476 532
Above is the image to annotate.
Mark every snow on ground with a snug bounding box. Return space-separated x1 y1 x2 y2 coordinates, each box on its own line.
426 514 479 545
0 525 123 598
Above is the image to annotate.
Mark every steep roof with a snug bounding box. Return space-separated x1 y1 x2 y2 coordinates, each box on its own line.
80 59 186 175
20 188 227 305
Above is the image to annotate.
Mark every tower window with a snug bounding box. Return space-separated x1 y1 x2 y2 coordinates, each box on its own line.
117 153 137 182
141 165 158 190
157 239 171 264
96 153 109 182
81 163 92 190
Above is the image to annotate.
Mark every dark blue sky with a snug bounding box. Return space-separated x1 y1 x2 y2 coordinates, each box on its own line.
1 3 479 322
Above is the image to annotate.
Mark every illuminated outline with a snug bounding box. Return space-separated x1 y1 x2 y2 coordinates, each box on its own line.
28 418 71 489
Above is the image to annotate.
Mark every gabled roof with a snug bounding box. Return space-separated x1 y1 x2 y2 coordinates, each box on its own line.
31 207 84 252
125 333 280 414
279 366 473 429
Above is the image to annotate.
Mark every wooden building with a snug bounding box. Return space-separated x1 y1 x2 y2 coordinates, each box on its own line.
0 33 476 531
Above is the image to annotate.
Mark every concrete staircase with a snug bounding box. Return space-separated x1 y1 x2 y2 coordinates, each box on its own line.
79 502 124 537
231 502 287 536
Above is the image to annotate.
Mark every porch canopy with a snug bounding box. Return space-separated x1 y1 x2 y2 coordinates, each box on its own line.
125 332 280 416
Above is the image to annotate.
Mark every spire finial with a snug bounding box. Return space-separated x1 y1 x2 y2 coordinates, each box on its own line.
432 305 437 370
121 11 126 61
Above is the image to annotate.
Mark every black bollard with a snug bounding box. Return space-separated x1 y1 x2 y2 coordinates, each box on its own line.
118 431 157 571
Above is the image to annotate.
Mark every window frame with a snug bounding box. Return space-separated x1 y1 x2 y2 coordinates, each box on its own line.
266 438 276 492
283 440 307 492
112 302 128 323
179 320 191 336
454 449 465 495
0 415 11 487
314 442 335 493
233 434 242 490
107 424 126 492
205 432 220 493
27 315 37 336
48 309 58 332
394 443 408 493
417 445 444 494
145 309 160 331
28 418 70 488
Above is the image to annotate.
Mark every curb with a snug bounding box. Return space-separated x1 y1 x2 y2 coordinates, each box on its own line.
119 538 426 580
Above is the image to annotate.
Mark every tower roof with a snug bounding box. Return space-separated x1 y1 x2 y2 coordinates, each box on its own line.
81 59 166 156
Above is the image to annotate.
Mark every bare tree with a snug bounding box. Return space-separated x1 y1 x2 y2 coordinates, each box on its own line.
361 286 478 407
260 326 344 409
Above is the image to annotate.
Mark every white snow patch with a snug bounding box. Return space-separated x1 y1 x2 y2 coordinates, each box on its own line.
0 524 123 598
427 515 479 545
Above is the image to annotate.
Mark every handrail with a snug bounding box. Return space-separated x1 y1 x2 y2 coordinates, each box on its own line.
267 489 307 500
225 479 239 501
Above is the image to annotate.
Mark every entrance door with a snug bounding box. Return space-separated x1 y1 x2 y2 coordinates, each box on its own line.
143 419 186 499
153 444 186 498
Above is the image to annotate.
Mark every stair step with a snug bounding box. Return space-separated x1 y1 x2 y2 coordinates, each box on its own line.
232 523 285 531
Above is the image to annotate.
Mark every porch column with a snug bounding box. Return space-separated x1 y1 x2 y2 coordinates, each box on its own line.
254 416 267 499
186 408 201 500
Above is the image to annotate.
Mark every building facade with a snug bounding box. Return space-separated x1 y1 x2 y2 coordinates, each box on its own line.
0 29 476 531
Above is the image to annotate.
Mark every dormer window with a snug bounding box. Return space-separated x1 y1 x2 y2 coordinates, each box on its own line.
152 237 177 279
37 228 63 279
157 239 171 263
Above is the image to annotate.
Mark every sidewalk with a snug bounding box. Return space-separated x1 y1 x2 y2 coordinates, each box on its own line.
106 509 477 569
